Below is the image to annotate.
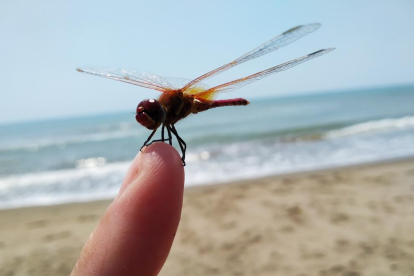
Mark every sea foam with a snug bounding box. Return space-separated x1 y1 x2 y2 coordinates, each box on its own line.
325 116 414 139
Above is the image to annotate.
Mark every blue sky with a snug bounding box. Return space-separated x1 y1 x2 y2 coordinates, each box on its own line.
1 0 413 124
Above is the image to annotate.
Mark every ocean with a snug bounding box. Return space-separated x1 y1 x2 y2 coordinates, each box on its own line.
1 85 414 209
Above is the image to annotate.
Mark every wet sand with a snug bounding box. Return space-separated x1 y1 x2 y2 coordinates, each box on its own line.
1 159 414 276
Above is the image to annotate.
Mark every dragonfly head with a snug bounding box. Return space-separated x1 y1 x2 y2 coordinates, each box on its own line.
136 99 166 130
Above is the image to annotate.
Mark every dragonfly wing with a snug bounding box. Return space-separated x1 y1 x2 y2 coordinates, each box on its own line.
162 77 210 94
195 48 335 100
77 68 176 92
182 23 321 92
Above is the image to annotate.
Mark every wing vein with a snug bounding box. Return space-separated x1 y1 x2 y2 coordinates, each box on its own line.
182 23 321 92
195 48 335 99
76 68 175 92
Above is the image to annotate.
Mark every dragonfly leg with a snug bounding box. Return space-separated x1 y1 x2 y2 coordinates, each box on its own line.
166 124 173 145
171 125 186 153
142 124 185 166
140 128 158 151
162 124 172 144
170 124 186 166
147 124 172 146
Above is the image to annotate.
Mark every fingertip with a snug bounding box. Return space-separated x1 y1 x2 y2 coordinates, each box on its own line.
139 142 184 181
119 142 184 196
119 143 184 212
123 142 185 220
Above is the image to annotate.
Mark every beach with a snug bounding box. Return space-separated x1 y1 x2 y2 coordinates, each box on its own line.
1 158 413 276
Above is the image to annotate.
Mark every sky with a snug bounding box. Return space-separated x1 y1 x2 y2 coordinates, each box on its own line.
1 0 414 124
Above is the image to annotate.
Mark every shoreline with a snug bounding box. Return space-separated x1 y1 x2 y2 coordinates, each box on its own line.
186 154 414 192
1 157 414 275
2 155 414 212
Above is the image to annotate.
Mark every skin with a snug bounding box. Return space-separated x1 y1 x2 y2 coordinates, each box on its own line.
71 143 185 276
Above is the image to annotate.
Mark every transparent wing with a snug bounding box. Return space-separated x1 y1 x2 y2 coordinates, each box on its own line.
161 77 210 93
182 23 321 92
76 68 176 92
194 48 335 100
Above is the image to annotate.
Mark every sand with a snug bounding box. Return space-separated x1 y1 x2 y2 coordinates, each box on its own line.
1 159 414 276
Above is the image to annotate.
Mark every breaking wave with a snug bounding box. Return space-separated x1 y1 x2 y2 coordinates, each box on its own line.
325 116 414 139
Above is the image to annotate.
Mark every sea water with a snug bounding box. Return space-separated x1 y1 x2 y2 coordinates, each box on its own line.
1 85 414 209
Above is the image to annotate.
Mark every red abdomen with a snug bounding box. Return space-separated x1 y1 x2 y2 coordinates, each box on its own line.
210 98 249 108
195 98 249 113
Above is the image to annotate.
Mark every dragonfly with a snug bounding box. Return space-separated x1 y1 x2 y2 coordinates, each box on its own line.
77 23 334 165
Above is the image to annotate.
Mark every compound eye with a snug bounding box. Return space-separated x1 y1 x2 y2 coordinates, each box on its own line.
135 99 166 129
